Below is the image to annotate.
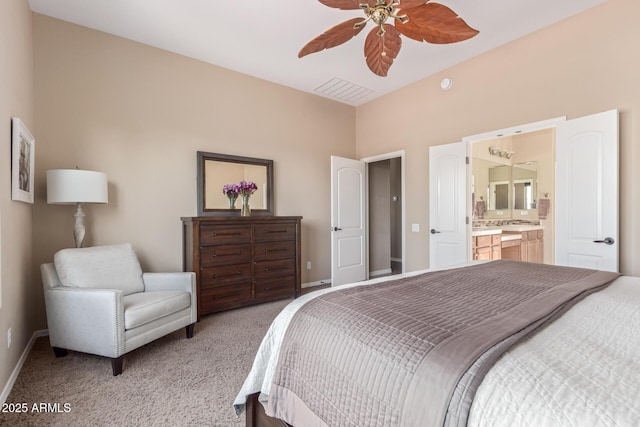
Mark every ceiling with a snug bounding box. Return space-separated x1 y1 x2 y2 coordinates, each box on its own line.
28 0 606 106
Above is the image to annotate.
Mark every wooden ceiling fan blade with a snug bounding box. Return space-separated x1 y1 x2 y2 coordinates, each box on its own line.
394 15 425 42
401 3 479 44
299 18 366 58
364 24 402 77
318 0 376 10
395 0 427 10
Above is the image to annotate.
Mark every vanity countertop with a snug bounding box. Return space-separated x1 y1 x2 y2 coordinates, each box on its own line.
471 228 502 237
500 225 545 232
501 233 523 241
472 224 544 237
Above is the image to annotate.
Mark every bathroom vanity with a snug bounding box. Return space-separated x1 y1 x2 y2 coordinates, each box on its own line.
472 224 544 263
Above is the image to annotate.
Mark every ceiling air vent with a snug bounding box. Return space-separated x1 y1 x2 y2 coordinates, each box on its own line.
314 78 374 103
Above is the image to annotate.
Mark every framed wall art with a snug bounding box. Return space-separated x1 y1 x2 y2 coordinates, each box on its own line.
11 117 35 204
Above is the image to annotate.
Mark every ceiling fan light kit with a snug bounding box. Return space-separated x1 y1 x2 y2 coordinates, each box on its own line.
299 0 479 77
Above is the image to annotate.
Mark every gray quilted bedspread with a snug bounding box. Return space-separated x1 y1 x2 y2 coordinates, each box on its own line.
266 260 619 427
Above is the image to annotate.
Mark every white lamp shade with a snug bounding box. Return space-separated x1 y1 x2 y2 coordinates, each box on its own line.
47 169 108 204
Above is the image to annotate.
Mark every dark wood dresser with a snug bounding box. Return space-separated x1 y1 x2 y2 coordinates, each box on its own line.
182 216 302 318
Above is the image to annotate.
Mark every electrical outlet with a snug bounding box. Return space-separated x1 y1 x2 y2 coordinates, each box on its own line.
7 328 11 349
306 261 312 270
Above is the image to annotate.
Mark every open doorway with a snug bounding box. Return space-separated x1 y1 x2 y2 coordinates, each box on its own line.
331 151 405 286
368 157 403 278
470 129 556 264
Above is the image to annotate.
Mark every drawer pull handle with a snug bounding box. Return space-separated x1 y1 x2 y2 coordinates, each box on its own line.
213 250 242 257
263 266 288 272
263 248 286 253
211 231 241 237
212 270 243 279
264 229 287 234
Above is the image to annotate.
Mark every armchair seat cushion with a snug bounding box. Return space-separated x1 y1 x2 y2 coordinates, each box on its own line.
123 291 191 330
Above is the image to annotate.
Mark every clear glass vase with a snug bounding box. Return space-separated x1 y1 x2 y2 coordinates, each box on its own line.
228 196 237 209
240 194 251 216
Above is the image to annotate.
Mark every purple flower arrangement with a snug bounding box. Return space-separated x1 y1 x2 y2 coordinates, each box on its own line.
222 183 240 198
237 180 258 197
223 181 258 213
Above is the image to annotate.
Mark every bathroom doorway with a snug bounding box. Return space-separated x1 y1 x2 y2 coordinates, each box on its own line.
368 157 403 277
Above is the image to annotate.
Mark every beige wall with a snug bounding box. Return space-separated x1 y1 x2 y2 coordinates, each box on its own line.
356 0 640 276
0 0 35 399
32 14 355 308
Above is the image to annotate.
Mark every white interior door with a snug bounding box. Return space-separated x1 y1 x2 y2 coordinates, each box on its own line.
556 109 618 272
429 142 469 269
331 156 367 286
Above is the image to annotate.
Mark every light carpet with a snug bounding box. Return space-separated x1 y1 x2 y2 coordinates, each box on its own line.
1 298 291 427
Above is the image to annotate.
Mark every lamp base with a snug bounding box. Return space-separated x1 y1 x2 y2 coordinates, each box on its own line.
73 203 86 248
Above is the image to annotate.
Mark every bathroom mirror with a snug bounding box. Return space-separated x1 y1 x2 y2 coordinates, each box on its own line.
197 152 274 216
472 158 512 218
512 161 537 210
488 165 511 210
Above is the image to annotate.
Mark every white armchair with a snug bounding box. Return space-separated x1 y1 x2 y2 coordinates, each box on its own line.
41 243 197 375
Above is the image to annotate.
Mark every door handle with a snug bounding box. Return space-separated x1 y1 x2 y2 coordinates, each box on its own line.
430 229 441 234
332 227 342 231
593 237 615 245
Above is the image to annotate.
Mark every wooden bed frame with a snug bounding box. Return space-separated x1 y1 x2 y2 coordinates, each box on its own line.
246 393 291 427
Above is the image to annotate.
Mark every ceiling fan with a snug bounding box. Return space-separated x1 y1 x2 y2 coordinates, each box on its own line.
299 0 479 77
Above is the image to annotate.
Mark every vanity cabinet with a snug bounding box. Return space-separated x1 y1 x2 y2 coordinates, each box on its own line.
473 233 502 261
501 237 522 260
182 216 302 318
504 229 543 263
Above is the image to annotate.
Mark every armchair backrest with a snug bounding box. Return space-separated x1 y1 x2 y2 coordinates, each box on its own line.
41 263 62 290
53 243 145 295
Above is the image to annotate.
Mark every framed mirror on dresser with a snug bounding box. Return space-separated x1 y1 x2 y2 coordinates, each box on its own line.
197 151 274 216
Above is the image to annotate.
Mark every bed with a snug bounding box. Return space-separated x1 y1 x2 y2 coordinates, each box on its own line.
234 260 640 427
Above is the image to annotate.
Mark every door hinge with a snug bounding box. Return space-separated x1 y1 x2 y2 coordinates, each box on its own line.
466 216 469 224
466 156 470 165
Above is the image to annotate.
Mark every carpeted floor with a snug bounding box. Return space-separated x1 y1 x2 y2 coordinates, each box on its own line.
1 298 292 427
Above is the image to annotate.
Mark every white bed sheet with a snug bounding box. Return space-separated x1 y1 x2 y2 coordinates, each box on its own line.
468 275 640 426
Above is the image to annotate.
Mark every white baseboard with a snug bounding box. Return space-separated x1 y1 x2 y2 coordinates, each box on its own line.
302 279 331 288
369 268 392 278
1 329 48 405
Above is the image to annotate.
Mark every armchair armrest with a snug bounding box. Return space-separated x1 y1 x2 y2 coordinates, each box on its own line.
143 272 195 294
45 287 125 358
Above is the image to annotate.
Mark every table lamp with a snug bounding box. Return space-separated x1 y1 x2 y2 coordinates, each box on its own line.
47 169 108 248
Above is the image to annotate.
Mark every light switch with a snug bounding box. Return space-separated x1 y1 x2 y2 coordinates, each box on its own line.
412 224 420 233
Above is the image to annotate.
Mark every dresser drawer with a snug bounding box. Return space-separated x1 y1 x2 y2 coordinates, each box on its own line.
200 224 251 245
254 241 295 261
201 263 251 288
254 223 297 242
200 244 251 267
254 258 296 279
254 276 296 300
200 283 251 312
